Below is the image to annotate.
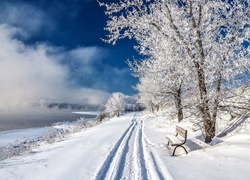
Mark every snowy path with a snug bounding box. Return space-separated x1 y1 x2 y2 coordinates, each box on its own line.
0 114 173 180
95 116 172 180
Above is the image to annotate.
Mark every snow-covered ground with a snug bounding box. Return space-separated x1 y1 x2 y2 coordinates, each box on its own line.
0 112 250 179
142 112 250 180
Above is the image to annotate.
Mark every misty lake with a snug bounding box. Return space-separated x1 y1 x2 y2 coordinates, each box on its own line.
0 110 97 132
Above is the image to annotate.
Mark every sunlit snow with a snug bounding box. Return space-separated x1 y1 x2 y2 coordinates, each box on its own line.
0 112 250 179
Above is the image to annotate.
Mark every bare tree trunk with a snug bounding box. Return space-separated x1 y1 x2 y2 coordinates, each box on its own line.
191 2 214 143
204 120 214 143
195 62 213 143
211 57 226 139
175 84 183 122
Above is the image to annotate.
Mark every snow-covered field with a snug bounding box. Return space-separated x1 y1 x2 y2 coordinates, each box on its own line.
0 112 250 179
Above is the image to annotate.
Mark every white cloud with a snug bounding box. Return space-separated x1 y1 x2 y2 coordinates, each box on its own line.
65 46 108 75
0 1 134 116
0 2 55 38
0 25 109 113
69 47 107 65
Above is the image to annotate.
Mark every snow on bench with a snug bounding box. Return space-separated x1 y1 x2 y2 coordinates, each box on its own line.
166 125 188 156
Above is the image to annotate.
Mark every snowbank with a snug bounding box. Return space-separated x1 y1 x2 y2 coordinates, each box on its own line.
141 110 250 180
1 111 250 179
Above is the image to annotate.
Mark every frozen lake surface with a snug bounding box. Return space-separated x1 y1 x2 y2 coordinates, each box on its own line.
0 111 97 132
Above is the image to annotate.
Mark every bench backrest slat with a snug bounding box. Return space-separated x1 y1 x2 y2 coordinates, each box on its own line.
176 126 187 139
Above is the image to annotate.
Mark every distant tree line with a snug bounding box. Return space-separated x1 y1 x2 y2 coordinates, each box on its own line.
96 93 144 121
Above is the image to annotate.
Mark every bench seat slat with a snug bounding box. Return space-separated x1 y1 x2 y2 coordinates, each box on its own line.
166 135 182 144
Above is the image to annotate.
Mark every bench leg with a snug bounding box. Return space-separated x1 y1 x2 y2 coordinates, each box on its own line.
172 145 188 156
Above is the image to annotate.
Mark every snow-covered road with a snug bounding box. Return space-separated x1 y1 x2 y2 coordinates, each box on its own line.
95 115 172 180
95 117 149 179
0 113 172 180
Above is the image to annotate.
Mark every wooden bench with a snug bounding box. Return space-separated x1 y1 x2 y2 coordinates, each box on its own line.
166 125 188 156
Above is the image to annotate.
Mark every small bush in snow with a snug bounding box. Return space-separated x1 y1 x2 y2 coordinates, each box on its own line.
104 92 125 117
0 117 98 162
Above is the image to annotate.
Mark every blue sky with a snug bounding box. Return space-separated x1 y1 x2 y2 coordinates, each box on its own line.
0 0 139 111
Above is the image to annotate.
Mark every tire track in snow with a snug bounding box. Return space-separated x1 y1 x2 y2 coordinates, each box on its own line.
113 120 137 180
95 118 137 180
95 116 172 180
137 120 150 179
117 118 149 180
148 151 165 180
141 120 173 180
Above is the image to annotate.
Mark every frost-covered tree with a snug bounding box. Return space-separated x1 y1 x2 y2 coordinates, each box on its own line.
153 0 250 143
105 92 125 117
100 0 250 142
129 54 188 121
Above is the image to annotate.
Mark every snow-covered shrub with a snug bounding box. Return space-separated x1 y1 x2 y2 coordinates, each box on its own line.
0 138 32 161
73 117 87 132
104 92 125 117
0 118 99 162
95 112 109 122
